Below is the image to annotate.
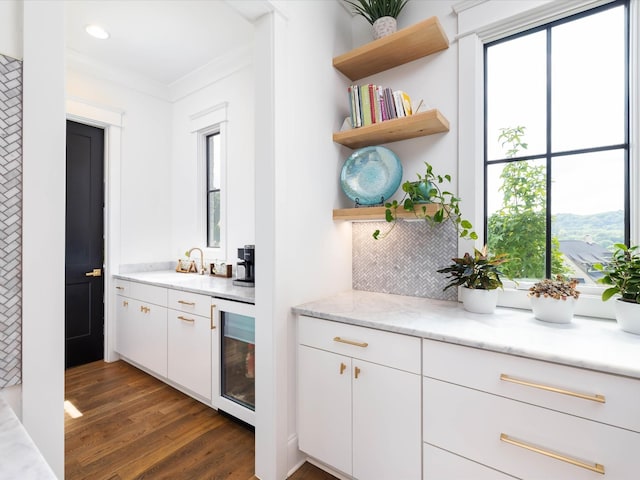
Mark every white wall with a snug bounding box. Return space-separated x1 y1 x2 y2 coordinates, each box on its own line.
66 69 173 265
170 61 255 263
22 2 66 476
253 2 353 478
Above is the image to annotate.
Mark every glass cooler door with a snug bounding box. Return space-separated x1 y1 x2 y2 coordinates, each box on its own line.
221 311 255 411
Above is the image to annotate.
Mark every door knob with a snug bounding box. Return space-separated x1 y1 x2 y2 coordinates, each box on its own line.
85 268 102 277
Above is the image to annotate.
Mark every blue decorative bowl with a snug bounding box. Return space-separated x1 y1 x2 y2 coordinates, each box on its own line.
340 146 402 205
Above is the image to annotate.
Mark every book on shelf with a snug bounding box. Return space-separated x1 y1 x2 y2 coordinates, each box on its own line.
347 83 413 129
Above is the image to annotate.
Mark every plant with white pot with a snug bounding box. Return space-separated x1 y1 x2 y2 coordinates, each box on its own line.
343 0 410 39
437 246 509 314
595 243 640 335
528 276 580 324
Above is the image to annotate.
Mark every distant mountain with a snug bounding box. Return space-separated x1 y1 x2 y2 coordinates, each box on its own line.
552 210 624 249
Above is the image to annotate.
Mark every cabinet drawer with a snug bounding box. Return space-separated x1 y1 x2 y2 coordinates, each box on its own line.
423 339 640 432
114 279 132 295
168 289 211 318
129 282 167 307
423 377 640 479
424 443 517 479
299 315 420 374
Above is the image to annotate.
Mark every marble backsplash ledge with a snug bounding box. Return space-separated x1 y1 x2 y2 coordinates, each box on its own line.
352 220 458 302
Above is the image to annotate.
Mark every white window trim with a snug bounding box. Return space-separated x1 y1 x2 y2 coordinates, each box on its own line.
190 102 228 260
455 0 639 318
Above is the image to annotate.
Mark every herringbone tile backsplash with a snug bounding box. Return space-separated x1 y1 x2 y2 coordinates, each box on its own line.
352 220 458 301
0 54 22 389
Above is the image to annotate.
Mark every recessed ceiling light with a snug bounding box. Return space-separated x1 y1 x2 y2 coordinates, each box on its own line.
85 24 110 40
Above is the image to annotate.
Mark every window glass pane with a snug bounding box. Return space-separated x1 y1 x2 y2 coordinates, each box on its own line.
207 133 221 190
486 31 547 160
552 150 625 283
207 190 220 248
551 6 625 152
487 159 547 280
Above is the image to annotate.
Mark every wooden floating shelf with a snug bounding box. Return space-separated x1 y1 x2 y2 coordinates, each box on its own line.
333 109 449 149
333 203 441 221
333 16 449 81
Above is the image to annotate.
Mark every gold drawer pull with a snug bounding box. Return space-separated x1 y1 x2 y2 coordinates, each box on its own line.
178 316 195 323
354 366 361 379
122 300 128 307
339 362 347 375
333 336 368 348
178 300 196 306
140 306 150 313
500 433 605 474
115 286 124 290
210 304 216 330
500 374 605 403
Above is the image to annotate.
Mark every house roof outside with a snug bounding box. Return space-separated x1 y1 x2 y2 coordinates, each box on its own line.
559 239 611 284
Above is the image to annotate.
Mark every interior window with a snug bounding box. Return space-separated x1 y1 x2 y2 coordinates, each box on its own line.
484 0 629 284
206 131 221 248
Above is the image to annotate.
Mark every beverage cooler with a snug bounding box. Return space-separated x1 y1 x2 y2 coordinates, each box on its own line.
212 298 255 427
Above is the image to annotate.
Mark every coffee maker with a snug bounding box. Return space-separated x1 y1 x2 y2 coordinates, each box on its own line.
233 245 255 287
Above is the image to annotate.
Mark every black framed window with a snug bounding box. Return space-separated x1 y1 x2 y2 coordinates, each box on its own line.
484 0 629 282
206 132 221 248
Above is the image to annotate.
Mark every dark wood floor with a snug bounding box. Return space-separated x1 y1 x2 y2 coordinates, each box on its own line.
65 360 335 480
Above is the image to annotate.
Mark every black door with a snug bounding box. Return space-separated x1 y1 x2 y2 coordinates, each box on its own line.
65 120 105 368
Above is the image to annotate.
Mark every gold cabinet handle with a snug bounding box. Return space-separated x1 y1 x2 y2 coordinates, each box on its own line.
333 336 368 348
500 374 606 403
500 433 605 474
339 362 346 375
354 366 361 379
178 316 195 323
85 268 102 277
115 286 124 290
122 300 128 307
210 304 216 330
140 306 150 313
178 300 196 306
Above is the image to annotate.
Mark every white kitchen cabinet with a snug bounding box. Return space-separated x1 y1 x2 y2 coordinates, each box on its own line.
298 315 421 480
167 309 212 401
424 444 517 480
114 281 168 377
422 339 640 479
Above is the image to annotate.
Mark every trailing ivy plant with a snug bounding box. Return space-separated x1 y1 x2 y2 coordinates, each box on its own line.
343 0 410 24
373 162 478 240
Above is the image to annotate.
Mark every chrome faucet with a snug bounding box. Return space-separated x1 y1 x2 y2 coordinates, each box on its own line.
187 247 205 275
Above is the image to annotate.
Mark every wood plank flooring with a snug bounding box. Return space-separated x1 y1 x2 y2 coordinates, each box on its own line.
65 360 335 480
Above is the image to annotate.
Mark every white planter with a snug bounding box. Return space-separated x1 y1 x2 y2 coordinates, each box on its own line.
614 299 640 335
530 296 575 324
373 16 397 39
461 287 498 314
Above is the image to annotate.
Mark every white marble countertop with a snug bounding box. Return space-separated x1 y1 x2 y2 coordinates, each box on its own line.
113 270 255 304
293 289 640 379
0 398 56 479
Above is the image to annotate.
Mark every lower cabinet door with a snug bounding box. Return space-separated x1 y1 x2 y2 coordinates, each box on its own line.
353 360 421 480
115 295 133 359
424 443 518 480
168 309 212 400
298 345 352 476
128 300 167 377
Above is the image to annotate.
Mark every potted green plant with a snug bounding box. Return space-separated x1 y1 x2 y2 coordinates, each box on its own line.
343 0 410 39
528 276 580 324
437 246 508 314
373 162 478 240
594 243 640 335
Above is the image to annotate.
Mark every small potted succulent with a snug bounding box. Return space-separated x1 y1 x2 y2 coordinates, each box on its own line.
343 0 410 39
528 275 580 324
437 246 508 314
595 243 640 335
373 162 478 240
